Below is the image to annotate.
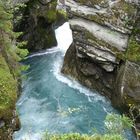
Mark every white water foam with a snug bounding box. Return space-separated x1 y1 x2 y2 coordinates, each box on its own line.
53 22 109 103
14 97 48 140
26 22 73 59
25 21 109 106
55 22 73 53
14 22 73 140
14 22 113 140
26 47 59 58
14 127 42 140
53 55 107 103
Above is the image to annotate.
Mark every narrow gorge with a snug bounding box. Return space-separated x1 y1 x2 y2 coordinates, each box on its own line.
0 0 140 140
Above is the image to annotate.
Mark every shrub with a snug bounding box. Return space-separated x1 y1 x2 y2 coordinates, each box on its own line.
43 113 133 140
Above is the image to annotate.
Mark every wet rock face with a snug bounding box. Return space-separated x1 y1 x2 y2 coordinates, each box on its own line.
14 0 57 52
62 0 140 105
62 43 115 98
62 0 140 133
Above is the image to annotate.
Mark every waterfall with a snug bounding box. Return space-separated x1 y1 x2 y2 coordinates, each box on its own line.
55 22 73 53
26 22 72 59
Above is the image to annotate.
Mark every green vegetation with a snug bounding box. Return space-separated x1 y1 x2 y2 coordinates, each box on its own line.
44 1 57 23
125 16 140 62
46 9 57 23
0 54 17 119
128 104 140 139
0 0 28 60
0 0 28 119
0 0 13 34
116 36 140 62
126 37 140 62
43 133 124 140
57 9 67 19
43 113 133 140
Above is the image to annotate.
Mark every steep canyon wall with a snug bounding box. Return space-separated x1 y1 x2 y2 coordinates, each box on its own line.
62 0 140 133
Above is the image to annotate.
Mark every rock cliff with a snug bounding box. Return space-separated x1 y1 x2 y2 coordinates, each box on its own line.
62 0 140 134
14 0 67 52
14 0 58 52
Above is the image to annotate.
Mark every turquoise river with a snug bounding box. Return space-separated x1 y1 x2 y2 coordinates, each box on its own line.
13 23 135 140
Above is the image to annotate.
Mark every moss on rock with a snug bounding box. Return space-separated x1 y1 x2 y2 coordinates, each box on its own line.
125 14 140 62
126 37 140 61
0 53 17 119
14 0 58 52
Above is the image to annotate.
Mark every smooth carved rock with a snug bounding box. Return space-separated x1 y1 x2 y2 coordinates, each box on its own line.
63 0 140 93
68 18 129 71
76 45 117 72
69 18 128 51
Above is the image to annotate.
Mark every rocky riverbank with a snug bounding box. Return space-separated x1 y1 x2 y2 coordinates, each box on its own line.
1 0 140 139
62 0 140 136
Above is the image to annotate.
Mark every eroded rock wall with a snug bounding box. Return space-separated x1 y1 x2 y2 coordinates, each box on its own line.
62 0 140 131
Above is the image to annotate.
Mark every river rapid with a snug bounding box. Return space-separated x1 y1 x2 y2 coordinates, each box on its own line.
13 22 135 140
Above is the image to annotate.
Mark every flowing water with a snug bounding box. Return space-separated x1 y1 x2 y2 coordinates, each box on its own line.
13 23 135 140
